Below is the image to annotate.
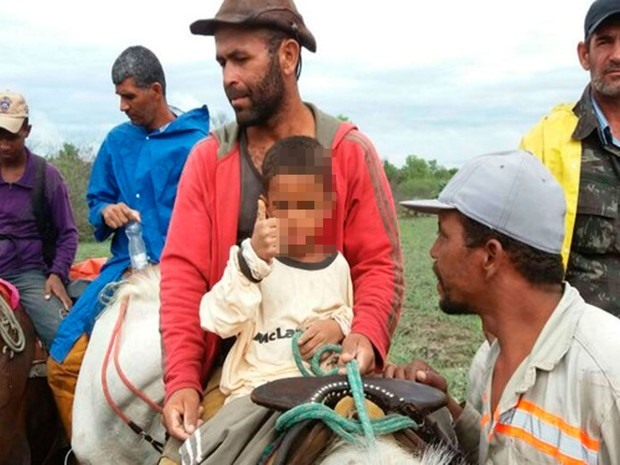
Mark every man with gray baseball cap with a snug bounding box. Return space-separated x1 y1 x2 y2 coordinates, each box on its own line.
390 150 620 463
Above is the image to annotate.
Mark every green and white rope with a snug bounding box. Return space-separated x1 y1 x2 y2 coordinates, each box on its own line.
292 330 341 378
275 331 418 446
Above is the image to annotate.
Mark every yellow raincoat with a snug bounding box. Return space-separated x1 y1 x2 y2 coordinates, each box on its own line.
520 103 581 267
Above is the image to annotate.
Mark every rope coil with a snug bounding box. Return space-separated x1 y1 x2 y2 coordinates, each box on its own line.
0 294 26 355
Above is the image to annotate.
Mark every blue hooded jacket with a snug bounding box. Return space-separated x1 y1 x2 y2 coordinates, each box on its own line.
50 105 210 362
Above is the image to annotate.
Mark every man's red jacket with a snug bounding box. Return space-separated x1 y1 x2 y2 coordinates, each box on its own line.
160 105 404 401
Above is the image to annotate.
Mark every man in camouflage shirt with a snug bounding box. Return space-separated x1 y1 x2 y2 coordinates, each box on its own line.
521 0 620 316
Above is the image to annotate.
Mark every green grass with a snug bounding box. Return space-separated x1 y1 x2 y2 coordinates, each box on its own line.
388 216 484 401
76 218 483 400
75 240 110 263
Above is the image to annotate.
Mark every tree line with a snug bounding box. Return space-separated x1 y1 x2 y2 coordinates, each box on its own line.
45 144 456 241
47 143 94 240
384 156 457 207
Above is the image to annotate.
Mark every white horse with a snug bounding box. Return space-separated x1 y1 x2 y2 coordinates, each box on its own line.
72 266 166 465
318 438 460 465
71 266 460 465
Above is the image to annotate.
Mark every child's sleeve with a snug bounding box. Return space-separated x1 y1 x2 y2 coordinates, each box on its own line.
199 241 272 338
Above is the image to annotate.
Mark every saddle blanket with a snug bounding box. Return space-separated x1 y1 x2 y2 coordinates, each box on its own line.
0 278 19 310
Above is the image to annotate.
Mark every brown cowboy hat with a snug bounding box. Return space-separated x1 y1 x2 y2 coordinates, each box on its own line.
190 0 317 52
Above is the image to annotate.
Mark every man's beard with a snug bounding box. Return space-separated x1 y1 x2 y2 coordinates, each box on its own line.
434 265 475 315
592 65 620 98
228 55 285 128
438 297 475 315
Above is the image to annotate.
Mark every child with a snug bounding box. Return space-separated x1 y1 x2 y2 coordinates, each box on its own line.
181 136 353 465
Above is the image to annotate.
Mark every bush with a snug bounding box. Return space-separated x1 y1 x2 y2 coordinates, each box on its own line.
48 143 94 241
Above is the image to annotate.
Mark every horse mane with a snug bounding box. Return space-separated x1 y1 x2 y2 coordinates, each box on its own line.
316 437 459 465
103 265 161 309
417 444 464 465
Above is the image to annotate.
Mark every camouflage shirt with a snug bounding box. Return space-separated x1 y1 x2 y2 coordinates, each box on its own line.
568 87 620 316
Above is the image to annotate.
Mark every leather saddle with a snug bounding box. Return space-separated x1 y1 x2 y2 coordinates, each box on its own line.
251 375 458 465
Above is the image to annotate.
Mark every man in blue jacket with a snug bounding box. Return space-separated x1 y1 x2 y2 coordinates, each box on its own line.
47 45 210 440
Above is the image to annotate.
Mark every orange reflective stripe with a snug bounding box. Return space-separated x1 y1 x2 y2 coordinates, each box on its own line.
482 413 495 442
483 405 501 441
517 399 600 451
495 424 588 465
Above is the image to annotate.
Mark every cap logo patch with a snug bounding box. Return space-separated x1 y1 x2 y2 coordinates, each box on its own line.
0 97 12 114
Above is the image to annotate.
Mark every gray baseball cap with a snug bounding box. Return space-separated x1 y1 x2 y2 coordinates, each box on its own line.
400 150 566 254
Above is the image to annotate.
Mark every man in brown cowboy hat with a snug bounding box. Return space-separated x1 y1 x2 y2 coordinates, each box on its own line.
159 0 403 461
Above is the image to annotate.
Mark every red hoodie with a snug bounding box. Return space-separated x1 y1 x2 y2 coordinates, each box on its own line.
160 104 404 401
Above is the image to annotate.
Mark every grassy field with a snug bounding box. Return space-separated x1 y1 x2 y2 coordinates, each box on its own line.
76 217 483 400
387 216 484 401
76 240 110 262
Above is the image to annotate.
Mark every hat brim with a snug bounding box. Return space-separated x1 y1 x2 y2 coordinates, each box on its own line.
586 9 620 39
189 18 317 53
0 115 25 134
190 19 222 36
399 199 455 214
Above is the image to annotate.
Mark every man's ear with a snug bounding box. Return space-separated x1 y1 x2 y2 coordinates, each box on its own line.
577 41 591 71
151 81 165 98
279 38 301 77
22 124 32 138
482 238 504 278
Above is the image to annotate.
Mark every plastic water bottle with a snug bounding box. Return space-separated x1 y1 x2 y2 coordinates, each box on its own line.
125 221 149 271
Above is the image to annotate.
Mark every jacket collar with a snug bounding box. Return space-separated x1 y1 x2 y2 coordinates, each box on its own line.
573 85 604 142
211 102 354 159
512 283 585 394
484 284 585 418
0 147 35 188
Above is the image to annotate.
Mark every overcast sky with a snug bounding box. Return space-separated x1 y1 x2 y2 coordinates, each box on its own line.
3 0 595 167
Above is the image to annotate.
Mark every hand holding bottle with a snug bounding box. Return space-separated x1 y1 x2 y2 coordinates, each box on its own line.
102 202 141 229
